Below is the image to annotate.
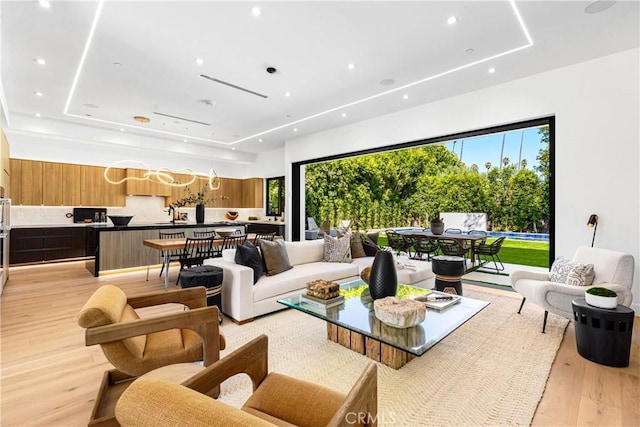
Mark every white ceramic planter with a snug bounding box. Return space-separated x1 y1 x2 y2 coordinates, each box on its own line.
585 292 618 309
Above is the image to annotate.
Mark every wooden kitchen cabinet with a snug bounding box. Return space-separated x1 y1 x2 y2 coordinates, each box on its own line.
43 162 63 205
125 168 171 196
20 160 43 205
81 165 125 207
9 159 21 204
63 163 82 206
242 177 263 208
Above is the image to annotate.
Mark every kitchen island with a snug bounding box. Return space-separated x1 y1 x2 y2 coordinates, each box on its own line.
86 220 285 276
86 222 243 276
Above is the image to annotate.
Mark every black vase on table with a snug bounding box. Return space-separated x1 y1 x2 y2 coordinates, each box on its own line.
368 251 397 300
195 204 205 224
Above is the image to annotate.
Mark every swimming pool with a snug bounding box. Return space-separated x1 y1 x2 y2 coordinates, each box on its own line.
393 228 549 242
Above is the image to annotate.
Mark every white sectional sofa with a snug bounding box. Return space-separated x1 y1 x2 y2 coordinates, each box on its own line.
205 239 434 324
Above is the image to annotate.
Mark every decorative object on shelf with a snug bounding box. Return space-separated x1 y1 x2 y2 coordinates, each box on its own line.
195 204 205 224
373 297 425 328
170 186 228 213
107 215 134 226
585 287 617 309
103 160 221 190
248 216 259 220
430 217 444 235
226 211 239 220
587 214 599 247
368 251 397 300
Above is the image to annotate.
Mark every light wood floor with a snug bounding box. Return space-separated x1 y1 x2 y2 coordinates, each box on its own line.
1 261 638 426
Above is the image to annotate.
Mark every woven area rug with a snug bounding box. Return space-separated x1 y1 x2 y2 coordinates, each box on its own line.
217 289 569 426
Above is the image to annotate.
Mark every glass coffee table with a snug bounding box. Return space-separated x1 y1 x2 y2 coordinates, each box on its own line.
278 279 489 368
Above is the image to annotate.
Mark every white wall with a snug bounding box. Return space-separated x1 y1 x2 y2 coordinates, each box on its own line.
284 48 640 313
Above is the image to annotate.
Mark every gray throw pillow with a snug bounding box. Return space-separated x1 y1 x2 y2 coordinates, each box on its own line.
259 239 293 276
234 240 264 284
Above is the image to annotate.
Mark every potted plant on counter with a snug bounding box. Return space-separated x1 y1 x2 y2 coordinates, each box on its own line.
585 287 618 309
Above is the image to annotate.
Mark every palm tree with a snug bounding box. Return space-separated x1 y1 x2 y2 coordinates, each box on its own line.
485 162 492 171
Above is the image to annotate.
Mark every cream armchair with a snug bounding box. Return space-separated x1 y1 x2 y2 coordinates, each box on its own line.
511 246 634 333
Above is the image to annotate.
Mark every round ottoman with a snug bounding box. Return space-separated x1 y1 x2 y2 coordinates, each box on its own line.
179 265 223 323
431 255 465 295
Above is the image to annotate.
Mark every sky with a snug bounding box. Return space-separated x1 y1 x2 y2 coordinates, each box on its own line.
442 126 546 171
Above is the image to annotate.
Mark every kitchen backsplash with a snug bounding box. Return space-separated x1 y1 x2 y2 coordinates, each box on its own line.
11 196 266 225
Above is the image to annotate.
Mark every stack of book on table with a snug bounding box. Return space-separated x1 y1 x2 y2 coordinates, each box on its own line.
301 279 345 308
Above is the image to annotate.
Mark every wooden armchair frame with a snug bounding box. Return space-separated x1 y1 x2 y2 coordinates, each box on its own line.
83 287 221 369
116 334 378 426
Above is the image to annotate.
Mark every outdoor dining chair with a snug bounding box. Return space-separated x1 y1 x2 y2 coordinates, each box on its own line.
474 237 506 273
385 229 412 256
411 235 439 261
437 238 471 260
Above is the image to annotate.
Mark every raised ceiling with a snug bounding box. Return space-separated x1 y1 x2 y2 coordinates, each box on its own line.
2 1 638 156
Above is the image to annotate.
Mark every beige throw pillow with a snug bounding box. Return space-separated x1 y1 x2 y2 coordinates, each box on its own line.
350 233 367 258
259 239 293 276
566 263 595 286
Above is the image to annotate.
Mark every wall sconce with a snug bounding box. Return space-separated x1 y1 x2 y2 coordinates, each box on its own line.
587 214 598 247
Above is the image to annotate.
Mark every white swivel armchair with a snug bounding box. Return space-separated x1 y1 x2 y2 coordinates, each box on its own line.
511 246 634 333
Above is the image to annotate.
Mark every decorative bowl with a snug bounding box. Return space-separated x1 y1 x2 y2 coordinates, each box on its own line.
108 215 134 226
226 211 239 220
216 230 236 237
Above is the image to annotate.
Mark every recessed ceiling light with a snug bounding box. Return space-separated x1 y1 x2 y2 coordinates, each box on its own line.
84 103 99 109
34 91 44 97
293 128 298 132
380 78 395 86
258 139 263 142
465 48 475 54
284 91 291 97
183 139 188 143
35 113 42 118
113 62 123 67
231 147 236 151
38 0 51 9
585 0 616 14
347 63 356 70
447 16 458 25
251 7 262 17
35 58 46 65
341 113 347 118
195 57 204 66
120 128 125 132
488 67 496 74
402 94 409 100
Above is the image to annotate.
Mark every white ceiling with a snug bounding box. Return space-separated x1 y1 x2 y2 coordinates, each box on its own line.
2 0 639 156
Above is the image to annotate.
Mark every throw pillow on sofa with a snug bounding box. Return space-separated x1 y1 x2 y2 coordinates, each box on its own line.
323 234 352 263
234 241 264 284
350 233 367 258
362 232 380 257
259 239 293 276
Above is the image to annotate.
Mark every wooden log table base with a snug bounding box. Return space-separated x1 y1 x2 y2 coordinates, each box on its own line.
327 323 416 369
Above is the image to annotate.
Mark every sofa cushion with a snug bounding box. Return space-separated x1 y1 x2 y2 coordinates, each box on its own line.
285 239 325 265
252 262 359 303
235 241 264 284
323 235 352 263
260 239 293 276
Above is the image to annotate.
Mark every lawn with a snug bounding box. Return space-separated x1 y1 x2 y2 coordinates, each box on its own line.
376 234 549 268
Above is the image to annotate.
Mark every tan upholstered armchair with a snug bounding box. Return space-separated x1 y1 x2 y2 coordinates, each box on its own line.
77 285 225 376
115 335 378 427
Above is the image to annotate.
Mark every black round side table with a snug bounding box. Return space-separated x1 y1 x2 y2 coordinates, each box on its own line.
431 255 465 295
571 298 634 367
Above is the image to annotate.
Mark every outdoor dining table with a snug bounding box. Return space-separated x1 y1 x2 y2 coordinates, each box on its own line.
143 234 262 289
396 230 487 264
